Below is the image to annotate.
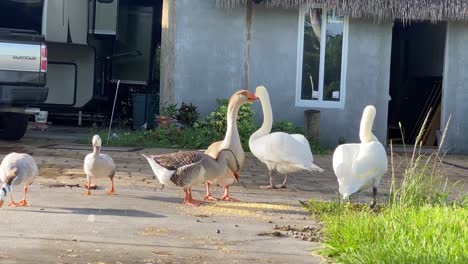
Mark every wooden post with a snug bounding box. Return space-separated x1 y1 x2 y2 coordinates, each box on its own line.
160 0 177 112
304 110 320 142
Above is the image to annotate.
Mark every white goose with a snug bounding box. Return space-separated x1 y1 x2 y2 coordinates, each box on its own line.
142 149 240 206
332 105 388 206
204 90 259 201
0 152 38 208
249 86 323 189
83 135 116 196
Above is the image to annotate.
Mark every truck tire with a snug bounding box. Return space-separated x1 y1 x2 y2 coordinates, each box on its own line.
0 112 29 140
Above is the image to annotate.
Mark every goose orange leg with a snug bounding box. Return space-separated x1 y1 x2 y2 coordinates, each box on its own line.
8 193 19 207
183 188 201 206
17 185 29 206
107 177 116 195
221 186 239 202
83 178 92 196
203 181 219 201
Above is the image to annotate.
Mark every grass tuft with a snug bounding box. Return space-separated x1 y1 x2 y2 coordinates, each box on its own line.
302 112 468 263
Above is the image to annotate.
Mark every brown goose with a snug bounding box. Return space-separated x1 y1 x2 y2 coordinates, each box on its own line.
0 152 38 208
204 90 259 201
142 149 240 206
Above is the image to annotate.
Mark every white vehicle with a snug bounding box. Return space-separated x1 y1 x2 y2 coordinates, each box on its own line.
0 27 48 140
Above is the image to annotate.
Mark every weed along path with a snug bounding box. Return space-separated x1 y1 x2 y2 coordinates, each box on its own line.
1 131 467 263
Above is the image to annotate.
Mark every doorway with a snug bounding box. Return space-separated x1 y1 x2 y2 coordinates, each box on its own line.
388 21 446 145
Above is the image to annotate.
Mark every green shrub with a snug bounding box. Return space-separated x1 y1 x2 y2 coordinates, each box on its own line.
197 98 258 150
177 102 200 128
272 120 305 134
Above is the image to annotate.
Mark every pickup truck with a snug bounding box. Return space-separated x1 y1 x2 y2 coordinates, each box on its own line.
0 28 48 140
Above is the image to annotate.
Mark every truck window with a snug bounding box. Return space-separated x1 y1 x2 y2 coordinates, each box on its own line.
0 0 44 34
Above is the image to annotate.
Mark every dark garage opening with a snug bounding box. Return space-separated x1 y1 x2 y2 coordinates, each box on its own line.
388 21 446 145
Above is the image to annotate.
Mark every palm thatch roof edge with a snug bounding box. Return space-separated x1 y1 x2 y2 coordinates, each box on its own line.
216 0 468 22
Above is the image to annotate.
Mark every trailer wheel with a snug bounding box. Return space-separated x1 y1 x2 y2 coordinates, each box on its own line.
0 112 29 140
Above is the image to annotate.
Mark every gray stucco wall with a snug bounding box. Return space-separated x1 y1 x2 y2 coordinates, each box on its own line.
167 1 393 149
173 0 247 114
249 7 393 147
442 22 468 154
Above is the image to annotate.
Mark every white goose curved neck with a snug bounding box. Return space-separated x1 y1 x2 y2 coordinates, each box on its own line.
221 99 241 149
359 106 377 143
251 88 273 140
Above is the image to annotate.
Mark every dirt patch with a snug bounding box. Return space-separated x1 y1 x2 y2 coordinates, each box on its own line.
272 224 323 242
136 227 169 237
257 231 283 237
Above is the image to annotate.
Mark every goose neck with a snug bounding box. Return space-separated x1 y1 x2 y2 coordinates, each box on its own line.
251 91 272 141
222 102 241 147
93 146 101 156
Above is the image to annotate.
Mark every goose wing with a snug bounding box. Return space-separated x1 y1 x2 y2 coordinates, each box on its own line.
251 132 314 168
171 159 207 187
152 151 204 171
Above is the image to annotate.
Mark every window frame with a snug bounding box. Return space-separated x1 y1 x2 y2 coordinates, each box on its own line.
295 6 349 109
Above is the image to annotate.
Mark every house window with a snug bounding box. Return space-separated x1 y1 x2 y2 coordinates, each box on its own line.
296 7 348 108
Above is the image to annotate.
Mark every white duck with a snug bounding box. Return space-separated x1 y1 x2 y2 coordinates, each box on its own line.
249 86 324 189
332 105 388 206
204 90 259 201
142 149 240 206
83 135 116 196
0 152 38 208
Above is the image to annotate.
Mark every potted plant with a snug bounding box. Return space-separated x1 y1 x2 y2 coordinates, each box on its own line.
156 101 178 127
176 102 200 128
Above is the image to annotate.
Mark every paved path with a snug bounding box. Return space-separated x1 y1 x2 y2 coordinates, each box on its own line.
0 127 466 263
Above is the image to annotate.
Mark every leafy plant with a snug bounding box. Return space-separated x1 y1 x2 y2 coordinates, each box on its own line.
272 120 305 134
197 98 257 150
177 102 200 128
157 101 178 119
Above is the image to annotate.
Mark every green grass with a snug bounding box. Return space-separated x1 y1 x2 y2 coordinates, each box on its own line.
302 115 468 263
304 200 467 264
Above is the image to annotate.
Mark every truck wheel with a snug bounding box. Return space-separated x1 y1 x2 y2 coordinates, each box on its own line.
0 112 29 140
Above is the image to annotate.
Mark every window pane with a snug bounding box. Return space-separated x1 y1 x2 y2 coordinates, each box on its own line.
301 8 322 100
323 14 344 101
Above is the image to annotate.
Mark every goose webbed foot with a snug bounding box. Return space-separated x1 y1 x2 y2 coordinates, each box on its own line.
183 188 201 206
221 195 239 202
204 195 219 201
184 199 202 206
8 201 20 207
261 170 277 189
260 184 277 189
276 174 288 189
220 186 239 202
17 199 29 206
8 194 20 207
370 187 378 209
107 178 116 195
203 182 219 201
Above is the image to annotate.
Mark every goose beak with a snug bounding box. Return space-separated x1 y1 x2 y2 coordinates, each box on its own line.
246 91 259 102
233 171 240 183
0 200 4 208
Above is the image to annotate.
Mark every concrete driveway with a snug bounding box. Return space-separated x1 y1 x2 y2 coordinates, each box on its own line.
0 126 466 263
0 128 328 264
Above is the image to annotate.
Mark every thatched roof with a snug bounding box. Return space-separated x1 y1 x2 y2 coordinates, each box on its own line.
217 0 468 22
